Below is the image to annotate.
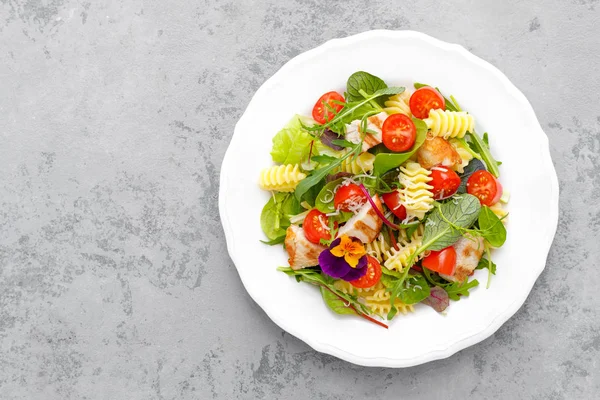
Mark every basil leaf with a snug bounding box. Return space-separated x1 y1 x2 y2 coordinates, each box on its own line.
320 286 356 315
421 194 482 251
478 206 507 247
466 132 500 178
260 235 286 245
346 71 388 104
457 159 486 193
294 144 360 201
444 279 479 301
372 118 428 175
397 274 430 305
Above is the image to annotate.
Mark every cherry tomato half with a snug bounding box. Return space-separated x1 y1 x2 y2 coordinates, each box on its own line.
303 209 334 244
334 183 367 212
312 91 345 124
381 190 407 220
409 87 445 119
382 114 416 152
422 247 457 276
350 255 382 288
467 170 503 206
429 167 461 200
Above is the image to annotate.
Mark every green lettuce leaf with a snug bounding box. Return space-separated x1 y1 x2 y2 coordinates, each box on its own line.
271 116 314 165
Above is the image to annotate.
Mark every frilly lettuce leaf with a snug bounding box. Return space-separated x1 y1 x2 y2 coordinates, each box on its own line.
271 116 314 165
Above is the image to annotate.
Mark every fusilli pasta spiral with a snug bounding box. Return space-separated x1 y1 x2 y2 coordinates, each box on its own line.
425 109 475 139
449 139 474 173
384 91 412 117
365 233 391 263
337 152 375 174
258 164 306 192
397 162 434 221
363 282 415 316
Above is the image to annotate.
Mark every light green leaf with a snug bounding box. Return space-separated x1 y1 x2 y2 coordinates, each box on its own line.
271 115 314 165
478 206 507 247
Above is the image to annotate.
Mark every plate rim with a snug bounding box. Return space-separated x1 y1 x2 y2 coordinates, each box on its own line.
219 29 560 367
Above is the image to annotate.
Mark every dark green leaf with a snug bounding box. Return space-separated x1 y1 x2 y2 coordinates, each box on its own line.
372 118 428 175
320 287 356 315
260 193 303 240
405 222 421 238
331 139 355 148
444 279 479 301
476 257 497 274
457 159 486 193
315 178 343 212
421 194 482 251
478 206 507 247
311 154 337 164
346 71 388 103
397 274 431 304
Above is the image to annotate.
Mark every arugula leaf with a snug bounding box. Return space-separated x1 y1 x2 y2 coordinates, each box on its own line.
421 194 482 251
444 279 479 301
320 286 356 315
372 118 428 175
466 132 500 178
311 154 337 164
457 159 486 193
260 235 286 245
346 71 388 104
318 87 405 131
478 206 507 247
270 115 314 165
294 143 361 201
331 139 355 148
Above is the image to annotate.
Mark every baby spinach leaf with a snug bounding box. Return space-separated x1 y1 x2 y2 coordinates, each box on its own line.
372 118 428 175
444 279 479 301
260 193 302 240
478 206 507 247
320 286 356 315
457 159 486 193
397 274 431 305
315 178 343 212
346 71 388 104
271 115 314 165
421 194 482 251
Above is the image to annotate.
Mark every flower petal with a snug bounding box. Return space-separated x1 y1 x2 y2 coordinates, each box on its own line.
344 253 361 268
341 258 368 281
319 249 351 279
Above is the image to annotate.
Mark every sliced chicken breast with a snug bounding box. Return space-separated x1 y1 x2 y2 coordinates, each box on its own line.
417 136 462 169
439 235 485 283
345 112 387 152
285 224 326 270
336 194 383 243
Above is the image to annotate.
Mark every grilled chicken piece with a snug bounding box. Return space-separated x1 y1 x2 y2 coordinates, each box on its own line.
337 194 383 243
417 136 462 169
345 112 387 152
439 235 485 283
285 225 326 270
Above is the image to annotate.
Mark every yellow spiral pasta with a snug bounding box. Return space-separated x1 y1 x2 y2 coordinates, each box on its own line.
336 152 375 175
384 242 420 272
365 233 391 263
384 91 412 117
258 164 306 192
333 280 374 296
363 282 415 316
424 109 475 139
397 162 434 221
449 139 474 173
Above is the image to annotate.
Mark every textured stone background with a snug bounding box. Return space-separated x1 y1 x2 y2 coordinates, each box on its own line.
0 0 598 399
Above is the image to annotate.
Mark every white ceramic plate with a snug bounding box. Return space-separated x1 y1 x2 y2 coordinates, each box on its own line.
219 30 559 367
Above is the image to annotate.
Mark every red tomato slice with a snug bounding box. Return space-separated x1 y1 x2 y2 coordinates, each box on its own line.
312 91 345 124
467 170 503 206
334 183 367 212
429 167 461 200
409 87 445 119
350 256 382 288
303 209 334 244
422 247 457 275
382 114 416 152
381 190 407 220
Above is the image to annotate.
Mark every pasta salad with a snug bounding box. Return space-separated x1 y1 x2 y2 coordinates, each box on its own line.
258 71 508 328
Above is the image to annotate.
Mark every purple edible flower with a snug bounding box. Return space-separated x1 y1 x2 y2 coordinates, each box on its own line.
319 235 368 281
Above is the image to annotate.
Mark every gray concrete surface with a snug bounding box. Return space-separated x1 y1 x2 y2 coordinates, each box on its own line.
0 0 598 399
